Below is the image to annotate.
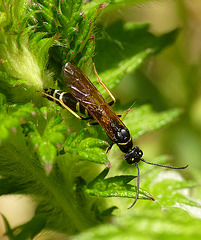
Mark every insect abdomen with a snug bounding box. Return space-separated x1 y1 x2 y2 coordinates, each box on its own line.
43 88 89 116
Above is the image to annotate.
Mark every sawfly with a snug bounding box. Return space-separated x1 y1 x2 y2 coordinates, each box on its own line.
39 62 188 208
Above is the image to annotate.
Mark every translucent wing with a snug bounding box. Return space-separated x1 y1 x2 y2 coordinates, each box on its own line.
62 62 126 142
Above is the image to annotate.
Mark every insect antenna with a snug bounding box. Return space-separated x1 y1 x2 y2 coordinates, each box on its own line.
141 159 189 169
121 101 137 121
128 162 140 209
128 159 188 209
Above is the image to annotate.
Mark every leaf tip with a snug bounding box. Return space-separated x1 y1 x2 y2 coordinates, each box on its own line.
106 162 112 168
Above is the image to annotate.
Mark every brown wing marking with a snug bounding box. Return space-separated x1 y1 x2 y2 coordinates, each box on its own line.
62 62 126 141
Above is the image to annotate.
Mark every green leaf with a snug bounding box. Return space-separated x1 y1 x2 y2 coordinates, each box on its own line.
96 48 155 92
22 109 66 164
38 141 57 164
93 22 179 96
151 177 200 208
1 213 14 240
34 37 55 71
82 0 155 13
27 0 106 67
0 101 36 143
12 0 28 24
5 215 47 240
64 129 110 165
123 105 182 140
0 178 25 195
85 168 154 201
71 207 201 240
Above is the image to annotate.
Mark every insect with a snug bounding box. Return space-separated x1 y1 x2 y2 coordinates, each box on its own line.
39 62 188 208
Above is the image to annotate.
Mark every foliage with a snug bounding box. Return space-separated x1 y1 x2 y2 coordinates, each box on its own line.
0 0 200 240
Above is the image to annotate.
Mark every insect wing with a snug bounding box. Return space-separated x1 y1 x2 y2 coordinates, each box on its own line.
62 63 93 99
62 63 126 142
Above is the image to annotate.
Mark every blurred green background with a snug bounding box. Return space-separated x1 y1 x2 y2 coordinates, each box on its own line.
1 0 201 239
104 0 201 178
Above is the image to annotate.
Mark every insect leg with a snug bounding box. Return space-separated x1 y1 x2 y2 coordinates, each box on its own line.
38 90 88 120
106 143 114 156
80 116 92 120
87 121 99 126
108 100 115 106
92 59 116 104
108 100 122 117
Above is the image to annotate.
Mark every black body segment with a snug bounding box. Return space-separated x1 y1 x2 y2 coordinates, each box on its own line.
43 88 92 118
